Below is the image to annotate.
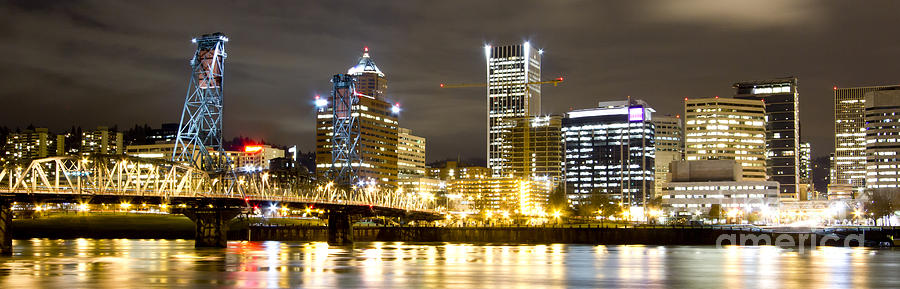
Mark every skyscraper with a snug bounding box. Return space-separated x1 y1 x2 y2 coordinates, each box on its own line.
799 142 813 198
562 99 656 206
485 42 541 177
684 97 766 182
864 90 900 193
834 85 900 195
651 115 683 197
734 77 801 200
316 48 399 186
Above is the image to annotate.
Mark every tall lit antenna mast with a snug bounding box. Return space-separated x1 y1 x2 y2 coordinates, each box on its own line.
173 32 229 171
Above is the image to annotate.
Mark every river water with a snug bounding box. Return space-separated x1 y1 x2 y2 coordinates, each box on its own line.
1 239 899 288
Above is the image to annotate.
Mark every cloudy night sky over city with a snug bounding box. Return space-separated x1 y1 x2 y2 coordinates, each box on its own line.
2 0 900 162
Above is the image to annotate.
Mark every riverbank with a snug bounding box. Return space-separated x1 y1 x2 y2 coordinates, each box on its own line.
250 224 898 246
10 213 321 239
11 213 899 246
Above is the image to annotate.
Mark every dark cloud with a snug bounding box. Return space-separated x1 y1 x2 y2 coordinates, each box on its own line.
1 0 899 161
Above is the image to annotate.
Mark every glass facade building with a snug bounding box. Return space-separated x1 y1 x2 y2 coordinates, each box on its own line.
562 99 656 206
864 90 900 193
734 77 801 200
834 85 900 195
684 97 767 182
505 115 565 182
485 43 541 177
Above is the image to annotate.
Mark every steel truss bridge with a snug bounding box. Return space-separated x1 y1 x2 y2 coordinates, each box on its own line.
0 155 434 212
0 155 440 252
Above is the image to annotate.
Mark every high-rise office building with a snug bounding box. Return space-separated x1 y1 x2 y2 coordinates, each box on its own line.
81 126 124 155
834 85 900 195
505 115 564 181
315 48 399 186
398 127 426 178
4 128 63 163
684 97 766 182
734 77 801 200
799 141 815 199
864 90 900 193
651 115 683 197
562 99 656 206
485 42 541 177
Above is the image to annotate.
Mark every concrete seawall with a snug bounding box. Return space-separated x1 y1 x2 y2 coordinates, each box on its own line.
245 225 900 246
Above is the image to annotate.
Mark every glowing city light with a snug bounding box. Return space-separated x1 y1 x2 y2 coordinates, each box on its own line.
391 103 401 114
244 145 263 153
314 95 327 107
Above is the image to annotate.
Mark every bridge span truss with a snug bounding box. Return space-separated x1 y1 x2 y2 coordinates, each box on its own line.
0 155 440 252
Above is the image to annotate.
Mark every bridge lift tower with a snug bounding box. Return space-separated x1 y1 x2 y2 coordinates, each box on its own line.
328 74 361 187
172 32 229 172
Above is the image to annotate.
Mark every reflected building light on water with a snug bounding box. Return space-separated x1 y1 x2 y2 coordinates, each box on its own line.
851 247 871 288
425 246 437 266
1 240 892 288
363 244 385 279
723 245 743 288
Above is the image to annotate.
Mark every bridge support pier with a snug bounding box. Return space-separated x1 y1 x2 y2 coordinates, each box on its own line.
183 208 241 248
0 198 11 255
327 210 354 245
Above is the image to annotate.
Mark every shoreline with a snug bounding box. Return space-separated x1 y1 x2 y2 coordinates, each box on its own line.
11 213 899 247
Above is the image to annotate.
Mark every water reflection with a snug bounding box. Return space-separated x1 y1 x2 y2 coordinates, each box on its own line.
1 239 899 288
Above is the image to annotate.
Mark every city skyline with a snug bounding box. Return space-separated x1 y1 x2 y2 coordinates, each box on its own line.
5 2 900 288
3 1 900 163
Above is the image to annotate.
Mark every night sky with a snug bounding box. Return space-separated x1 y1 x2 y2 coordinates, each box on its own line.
2 0 900 162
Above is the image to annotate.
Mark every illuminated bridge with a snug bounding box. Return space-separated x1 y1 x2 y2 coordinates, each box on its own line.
0 155 440 253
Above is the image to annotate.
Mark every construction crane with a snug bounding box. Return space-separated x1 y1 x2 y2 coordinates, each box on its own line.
439 77 564 88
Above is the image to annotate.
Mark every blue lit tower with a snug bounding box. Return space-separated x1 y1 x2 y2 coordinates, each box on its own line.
172 33 228 171
329 74 361 186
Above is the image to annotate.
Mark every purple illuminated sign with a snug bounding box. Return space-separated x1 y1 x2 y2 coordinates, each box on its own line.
628 106 644 122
